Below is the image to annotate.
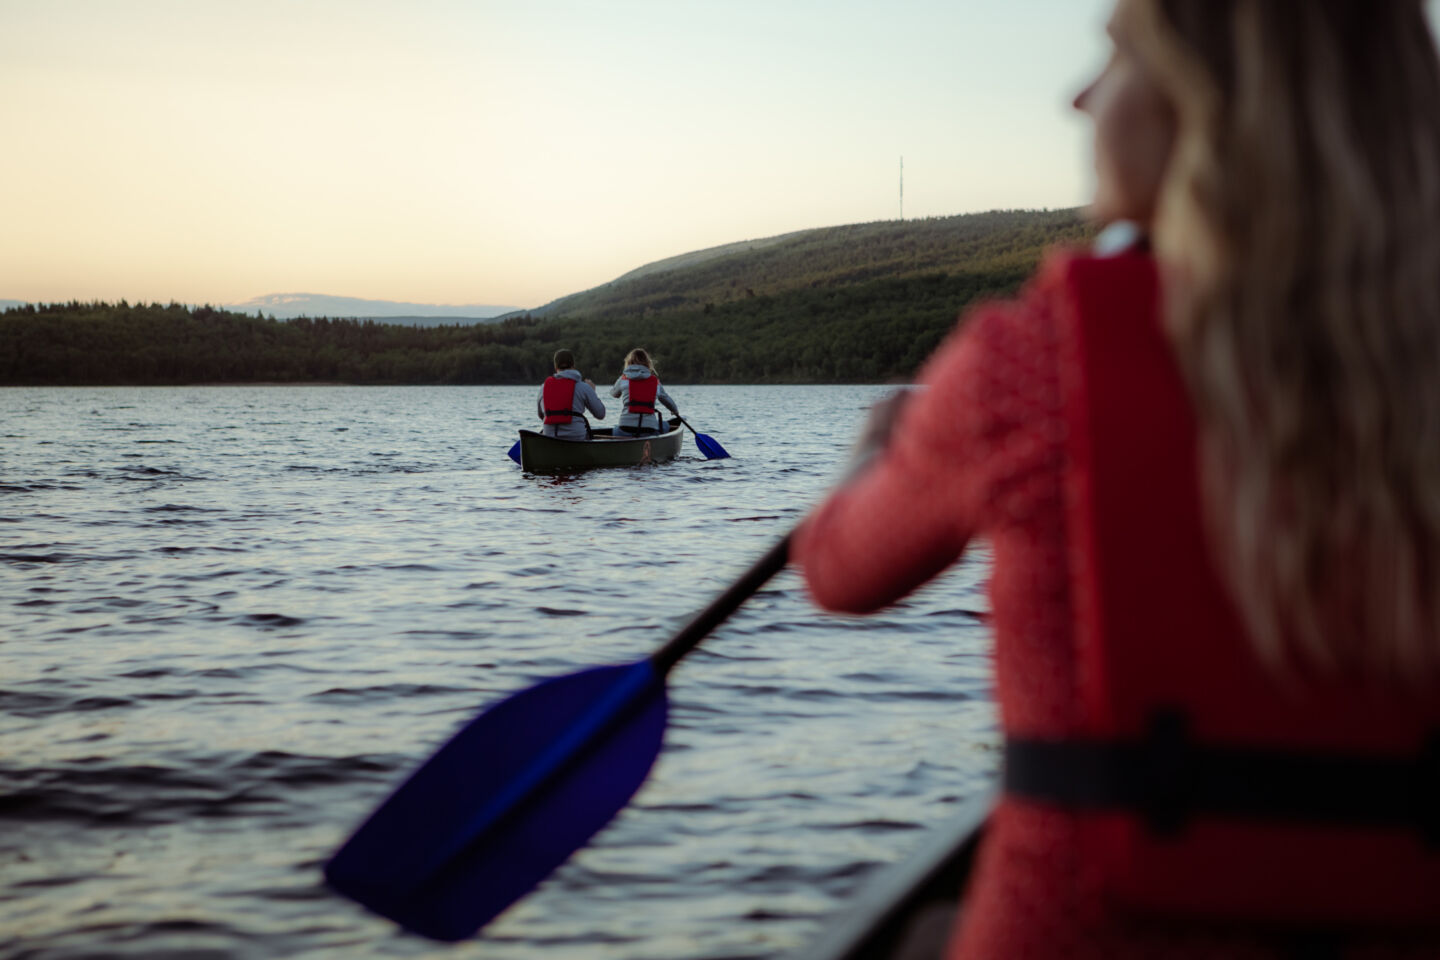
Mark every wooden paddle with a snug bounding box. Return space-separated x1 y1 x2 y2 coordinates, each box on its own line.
325 535 791 940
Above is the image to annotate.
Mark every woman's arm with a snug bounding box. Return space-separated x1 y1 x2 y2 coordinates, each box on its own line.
610 379 625 399
794 306 1012 613
794 403 970 613
657 383 679 415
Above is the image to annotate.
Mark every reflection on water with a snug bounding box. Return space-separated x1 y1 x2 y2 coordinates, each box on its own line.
0 385 996 960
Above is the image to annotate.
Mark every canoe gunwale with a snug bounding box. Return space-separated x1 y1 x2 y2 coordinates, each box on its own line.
790 786 995 960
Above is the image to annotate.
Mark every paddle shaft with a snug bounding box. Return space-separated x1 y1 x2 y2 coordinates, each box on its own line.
396 534 789 893
424 534 789 881
651 534 791 675
677 416 731 460
327 530 795 938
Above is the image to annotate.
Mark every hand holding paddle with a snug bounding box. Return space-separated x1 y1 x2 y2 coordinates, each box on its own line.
325 535 790 940
853 390 913 460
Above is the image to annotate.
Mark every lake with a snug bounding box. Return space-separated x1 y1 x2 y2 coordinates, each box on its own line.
0 385 997 960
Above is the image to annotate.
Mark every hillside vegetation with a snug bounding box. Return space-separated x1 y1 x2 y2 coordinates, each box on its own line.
2 208 1094 386
535 208 1090 319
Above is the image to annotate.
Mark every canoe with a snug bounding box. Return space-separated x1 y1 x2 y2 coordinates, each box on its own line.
789 787 995 960
518 418 685 472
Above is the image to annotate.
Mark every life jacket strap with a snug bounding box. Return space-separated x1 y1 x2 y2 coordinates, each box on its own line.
1004 710 1440 843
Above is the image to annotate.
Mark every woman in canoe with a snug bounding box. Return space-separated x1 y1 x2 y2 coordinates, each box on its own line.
795 1 1440 957
610 348 680 437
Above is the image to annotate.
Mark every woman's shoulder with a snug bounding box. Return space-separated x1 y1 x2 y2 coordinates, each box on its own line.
919 233 1161 394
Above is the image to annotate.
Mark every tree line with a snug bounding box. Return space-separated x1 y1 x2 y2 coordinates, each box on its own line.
3 209 1097 385
1 264 1040 386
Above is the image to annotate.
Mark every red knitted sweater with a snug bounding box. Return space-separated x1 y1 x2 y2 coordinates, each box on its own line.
793 253 1439 959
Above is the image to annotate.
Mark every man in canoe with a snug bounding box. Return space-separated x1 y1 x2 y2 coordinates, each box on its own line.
537 349 605 441
795 0 1440 956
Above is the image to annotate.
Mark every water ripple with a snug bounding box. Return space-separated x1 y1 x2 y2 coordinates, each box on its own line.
0 385 996 960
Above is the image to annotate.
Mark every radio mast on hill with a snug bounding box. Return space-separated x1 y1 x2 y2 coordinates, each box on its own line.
899 156 904 221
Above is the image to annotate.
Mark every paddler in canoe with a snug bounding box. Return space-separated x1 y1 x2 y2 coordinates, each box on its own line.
609 348 681 437
794 1 1440 957
537 348 606 440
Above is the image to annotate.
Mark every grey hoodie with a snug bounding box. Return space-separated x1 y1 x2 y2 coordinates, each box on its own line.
537 368 606 440
610 364 679 433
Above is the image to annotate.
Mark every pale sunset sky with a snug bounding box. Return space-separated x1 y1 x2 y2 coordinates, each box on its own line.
4 1 1155 310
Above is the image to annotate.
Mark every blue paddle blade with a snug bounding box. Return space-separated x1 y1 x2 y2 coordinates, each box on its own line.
506 441 521 464
325 661 668 941
694 432 730 460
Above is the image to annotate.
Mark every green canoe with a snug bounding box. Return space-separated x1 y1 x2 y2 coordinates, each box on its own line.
518 418 685 473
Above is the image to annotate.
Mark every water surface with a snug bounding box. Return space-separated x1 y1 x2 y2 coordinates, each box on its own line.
1 385 996 960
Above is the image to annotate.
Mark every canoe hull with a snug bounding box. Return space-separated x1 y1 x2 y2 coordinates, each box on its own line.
518 420 684 473
790 788 994 960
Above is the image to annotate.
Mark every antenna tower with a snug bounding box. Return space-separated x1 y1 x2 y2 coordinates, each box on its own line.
899 156 904 221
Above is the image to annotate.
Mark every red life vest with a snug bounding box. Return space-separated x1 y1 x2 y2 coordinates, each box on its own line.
542 375 581 424
1004 251 1440 927
625 375 659 415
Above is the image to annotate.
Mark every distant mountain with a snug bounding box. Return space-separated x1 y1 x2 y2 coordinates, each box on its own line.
227 293 519 323
523 208 1093 322
0 300 27 311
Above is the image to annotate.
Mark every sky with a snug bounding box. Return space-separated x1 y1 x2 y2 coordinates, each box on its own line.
2 0 1117 310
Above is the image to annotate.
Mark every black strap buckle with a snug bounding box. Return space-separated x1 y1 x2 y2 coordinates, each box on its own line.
1140 709 1193 837
1415 734 1440 848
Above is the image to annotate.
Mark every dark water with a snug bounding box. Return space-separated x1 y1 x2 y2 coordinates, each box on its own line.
0 385 997 960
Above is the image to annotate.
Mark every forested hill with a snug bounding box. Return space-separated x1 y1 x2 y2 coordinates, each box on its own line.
532 208 1090 320
2 208 1095 386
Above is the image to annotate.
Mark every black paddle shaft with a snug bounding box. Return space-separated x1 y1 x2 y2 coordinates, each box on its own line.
650 534 791 676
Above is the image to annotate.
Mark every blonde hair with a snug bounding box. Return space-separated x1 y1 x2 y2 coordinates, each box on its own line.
624 347 654 372
1130 0 1440 681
